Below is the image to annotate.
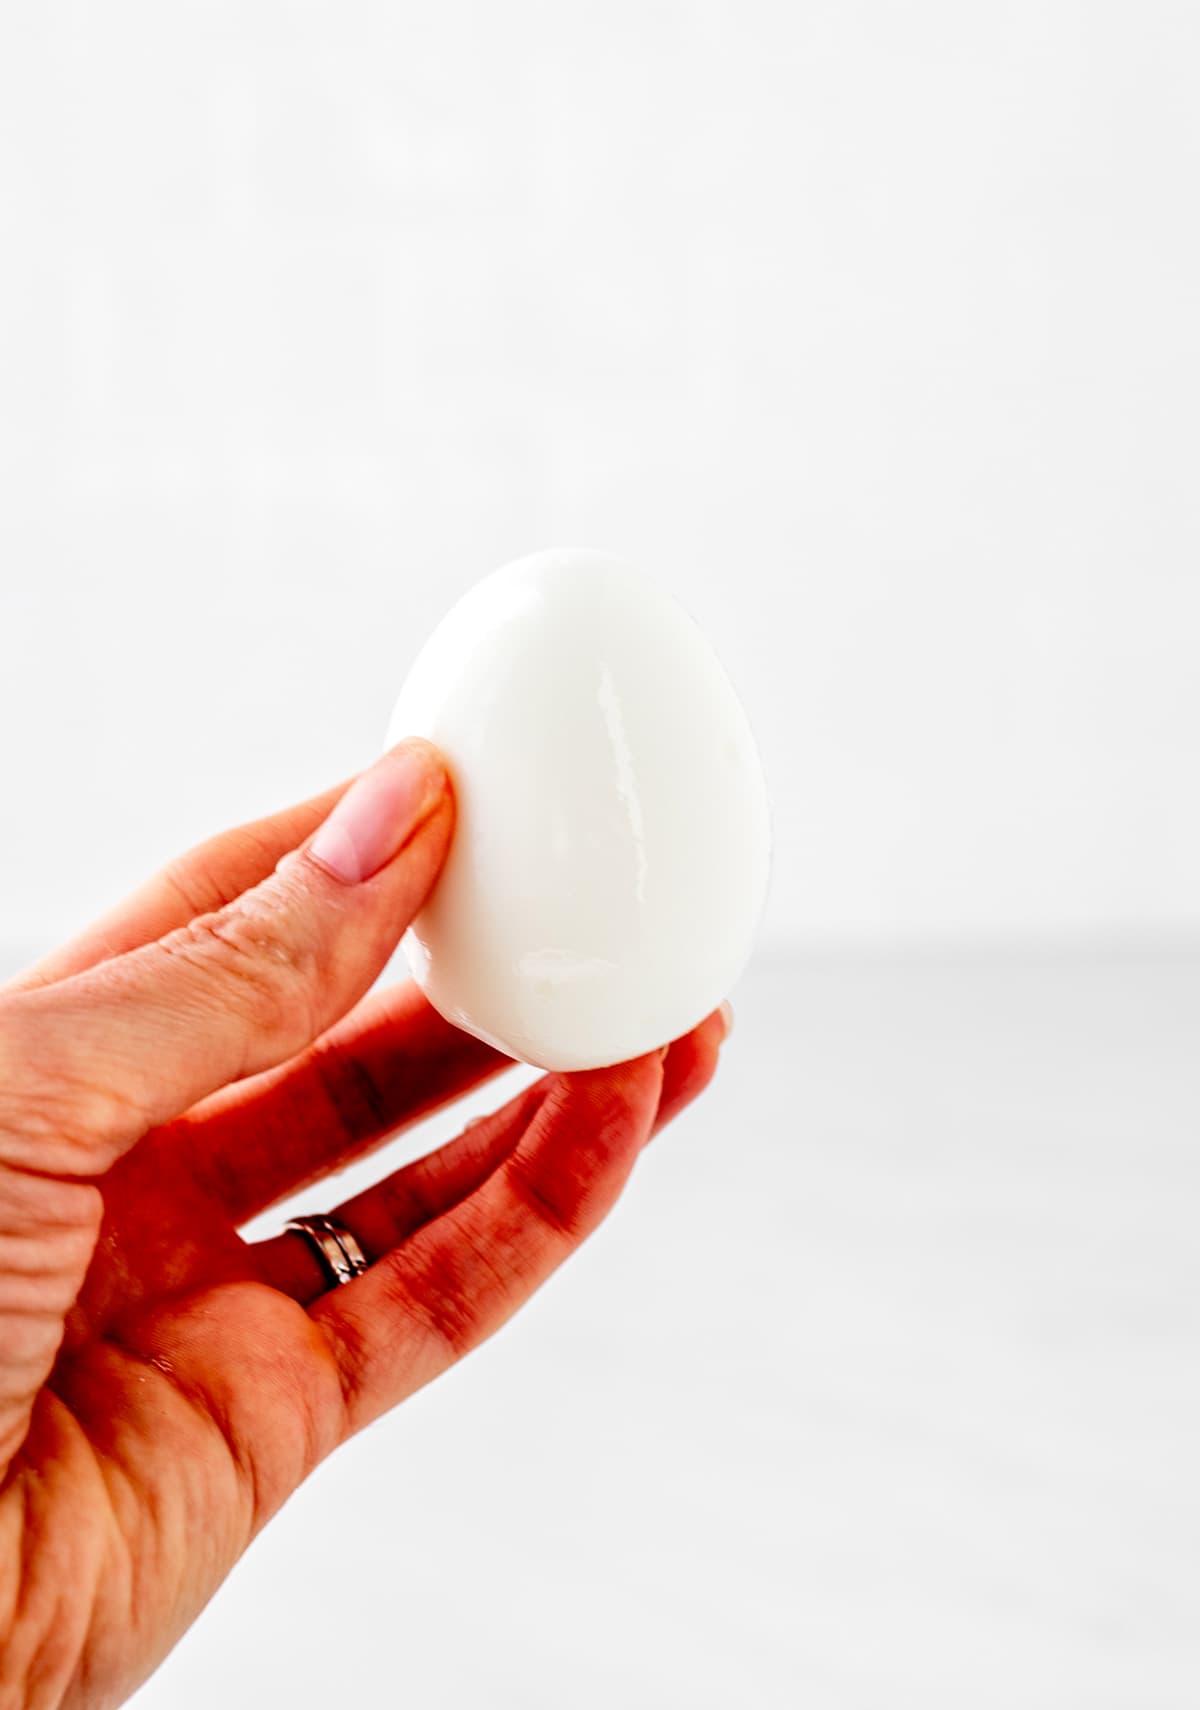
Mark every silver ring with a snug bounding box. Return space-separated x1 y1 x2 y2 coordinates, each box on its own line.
284 1214 370 1288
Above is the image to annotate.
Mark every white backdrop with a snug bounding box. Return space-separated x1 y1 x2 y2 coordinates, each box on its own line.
2 1 1200 957
2 11 1199 1710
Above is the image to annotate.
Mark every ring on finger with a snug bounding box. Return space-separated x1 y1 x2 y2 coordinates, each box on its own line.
283 1213 370 1289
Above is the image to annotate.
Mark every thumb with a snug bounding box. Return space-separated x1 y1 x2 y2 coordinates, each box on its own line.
0 740 453 1177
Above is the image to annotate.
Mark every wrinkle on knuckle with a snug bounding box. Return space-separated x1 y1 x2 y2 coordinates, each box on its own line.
0 1173 100 1361
577 1075 649 1141
0 1168 102 1248
541 1077 633 1158
321 1308 370 1415
310 1036 391 1152
400 1246 481 1361
0 1018 50 1143
0 1047 138 1176
506 1097 643 1244
161 902 321 1054
504 1153 581 1242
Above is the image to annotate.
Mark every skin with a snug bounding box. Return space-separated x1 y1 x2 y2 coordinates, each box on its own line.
0 746 727 1709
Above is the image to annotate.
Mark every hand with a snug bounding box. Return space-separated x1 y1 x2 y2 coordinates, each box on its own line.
0 742 727 1709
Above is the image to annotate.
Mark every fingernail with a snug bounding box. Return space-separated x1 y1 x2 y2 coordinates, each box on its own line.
718 1000 735 1041
308 741 446 884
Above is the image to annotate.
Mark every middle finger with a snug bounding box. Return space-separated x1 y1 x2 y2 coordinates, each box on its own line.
250 1008 727 1303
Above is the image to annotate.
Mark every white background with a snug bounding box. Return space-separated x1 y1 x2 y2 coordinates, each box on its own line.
2 1 1199 955
1 6 1198 1709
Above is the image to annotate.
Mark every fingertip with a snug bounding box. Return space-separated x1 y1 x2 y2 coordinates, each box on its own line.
306 740 452 886
385 736 453 801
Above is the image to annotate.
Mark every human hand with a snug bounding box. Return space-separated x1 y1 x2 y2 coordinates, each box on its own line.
0 742 728 1708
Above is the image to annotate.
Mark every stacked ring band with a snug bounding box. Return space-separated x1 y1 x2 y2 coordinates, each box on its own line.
284 1213 370 1288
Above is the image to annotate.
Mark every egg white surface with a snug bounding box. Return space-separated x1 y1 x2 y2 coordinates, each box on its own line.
386 549 770 1070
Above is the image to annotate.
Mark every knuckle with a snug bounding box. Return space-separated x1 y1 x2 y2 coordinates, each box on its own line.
504 1152 582 1240
310 1036 392 1152
0 1167 101 1297
0 1009 125 1171
327 1244 484 1392
400 1245 482 1361
403 1231 502 1361
573 1072 649 1140
162 897 322 1054
504 1087 643 1244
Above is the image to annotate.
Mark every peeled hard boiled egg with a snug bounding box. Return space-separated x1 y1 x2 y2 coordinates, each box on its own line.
385 549 771 1071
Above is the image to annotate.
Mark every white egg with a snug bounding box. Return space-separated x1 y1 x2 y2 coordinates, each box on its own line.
385 549 771 1070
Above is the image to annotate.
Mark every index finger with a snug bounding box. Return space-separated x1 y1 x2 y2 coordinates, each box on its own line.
3 776 354 995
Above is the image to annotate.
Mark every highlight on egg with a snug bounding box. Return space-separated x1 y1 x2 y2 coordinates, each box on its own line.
386 549 771 1071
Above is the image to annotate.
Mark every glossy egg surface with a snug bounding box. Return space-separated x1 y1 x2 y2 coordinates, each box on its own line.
386 549 771 1070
